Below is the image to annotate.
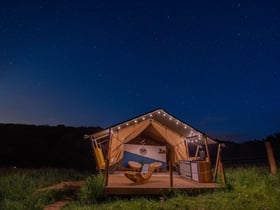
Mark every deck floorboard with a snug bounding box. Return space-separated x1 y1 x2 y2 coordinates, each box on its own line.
105 171 219 195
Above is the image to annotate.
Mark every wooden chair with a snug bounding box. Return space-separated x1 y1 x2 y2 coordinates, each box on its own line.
124 164 154 184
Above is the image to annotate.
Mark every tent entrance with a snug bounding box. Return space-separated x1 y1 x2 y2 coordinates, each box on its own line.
122 143 168 170
118 122 174 171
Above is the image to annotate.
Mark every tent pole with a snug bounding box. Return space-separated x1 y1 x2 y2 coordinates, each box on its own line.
204 136 211 163
105 128 112 187
169 147 174 188
213 144 226 185
184 140 190 159
195 145 199 159
90 138 98 171
219 162 226 185
213 144 221 181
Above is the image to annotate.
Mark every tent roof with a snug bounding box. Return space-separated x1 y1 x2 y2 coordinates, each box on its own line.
91 108 217 145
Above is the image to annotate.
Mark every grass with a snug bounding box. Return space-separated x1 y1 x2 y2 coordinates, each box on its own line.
0 167 279 210
0 168 89 210
63 166 280 210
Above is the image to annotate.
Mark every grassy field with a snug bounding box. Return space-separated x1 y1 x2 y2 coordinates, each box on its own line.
1 167 280 210
0 168 89 210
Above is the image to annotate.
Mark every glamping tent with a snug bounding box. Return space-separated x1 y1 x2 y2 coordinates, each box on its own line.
85 109 224 186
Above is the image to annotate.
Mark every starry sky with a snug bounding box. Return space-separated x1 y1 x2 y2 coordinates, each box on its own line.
0 1 279 142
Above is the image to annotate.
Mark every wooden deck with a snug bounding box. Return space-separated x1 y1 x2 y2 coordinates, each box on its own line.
105 171 219 195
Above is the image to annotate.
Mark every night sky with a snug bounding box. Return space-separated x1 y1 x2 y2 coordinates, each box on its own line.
1 1 279 142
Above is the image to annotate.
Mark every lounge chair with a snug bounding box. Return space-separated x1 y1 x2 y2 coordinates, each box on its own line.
124 163 154 184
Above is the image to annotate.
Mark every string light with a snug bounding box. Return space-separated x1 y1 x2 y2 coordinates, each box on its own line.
111 110 206 144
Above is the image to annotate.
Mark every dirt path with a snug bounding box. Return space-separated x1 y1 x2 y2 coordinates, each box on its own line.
43 199 70 210
36 181 86 210
37 180 86 192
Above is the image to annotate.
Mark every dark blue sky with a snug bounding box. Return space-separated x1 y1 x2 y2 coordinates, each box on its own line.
1 1 279 142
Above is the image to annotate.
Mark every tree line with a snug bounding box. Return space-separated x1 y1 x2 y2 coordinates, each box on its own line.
0 123 279 170
0 123 101 171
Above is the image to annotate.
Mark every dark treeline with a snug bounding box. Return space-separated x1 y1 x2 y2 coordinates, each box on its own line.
0 123 279 170
0 123 101 171
219 132 280 167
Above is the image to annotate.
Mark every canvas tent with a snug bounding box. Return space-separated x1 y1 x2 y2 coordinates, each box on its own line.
85 108 219 171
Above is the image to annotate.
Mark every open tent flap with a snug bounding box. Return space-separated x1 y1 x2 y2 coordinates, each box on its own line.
150 120 187 164
108 119 188 167
109 120 151 166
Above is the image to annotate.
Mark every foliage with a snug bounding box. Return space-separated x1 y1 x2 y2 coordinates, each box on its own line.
0 168 88 210
78 173 105 204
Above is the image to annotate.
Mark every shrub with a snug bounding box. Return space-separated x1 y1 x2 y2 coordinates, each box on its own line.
78 173 105 204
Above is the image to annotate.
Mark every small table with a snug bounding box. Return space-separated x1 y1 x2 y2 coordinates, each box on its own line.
128 161 142 171
150 162 162 173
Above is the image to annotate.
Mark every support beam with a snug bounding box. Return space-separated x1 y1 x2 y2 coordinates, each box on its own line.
169 147 174 187
184 140 190 159
204 137 211 163
213 144 221 181
219 162 226 185
213 144 226 185
105 129 112 187
195 145 199 159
